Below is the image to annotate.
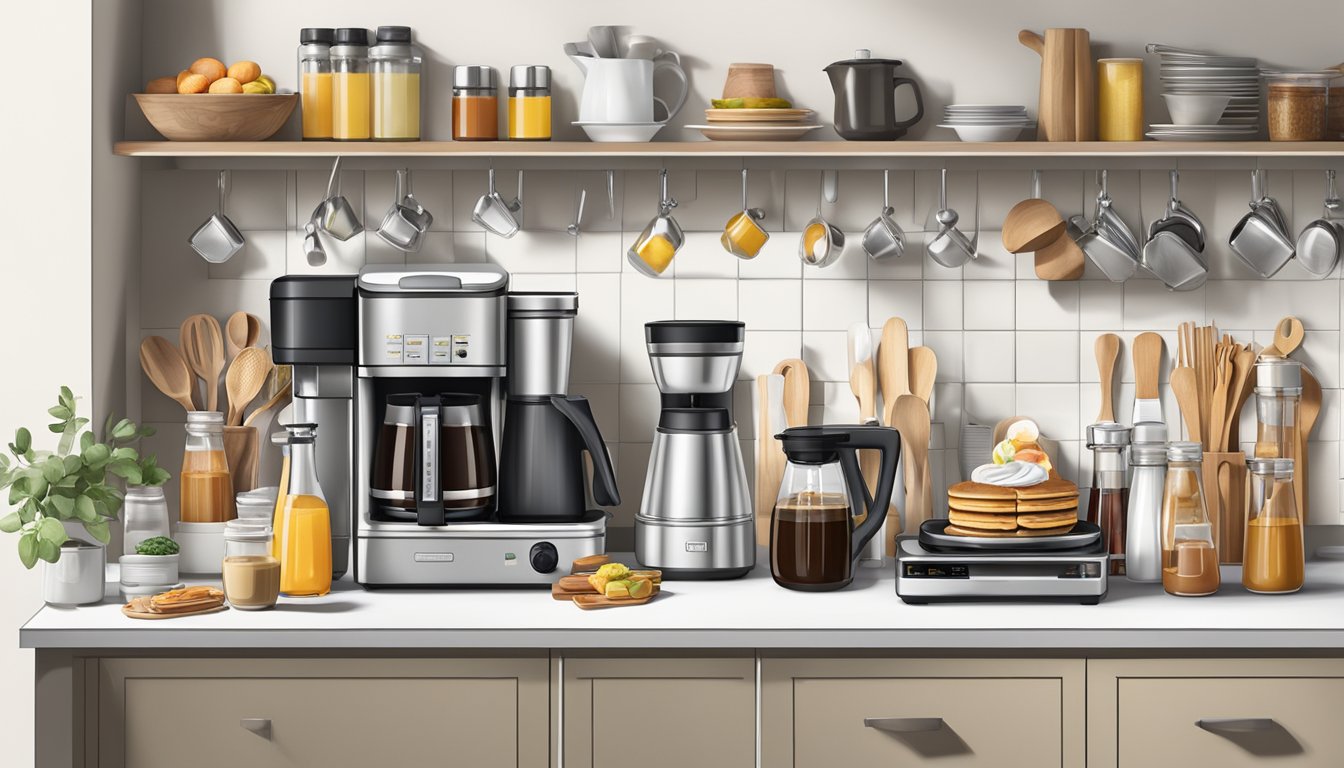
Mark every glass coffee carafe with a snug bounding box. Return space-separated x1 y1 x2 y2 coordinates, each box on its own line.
771 425 900 591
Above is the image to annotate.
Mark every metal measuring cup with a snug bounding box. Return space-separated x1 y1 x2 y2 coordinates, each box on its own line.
315 156 364 242
1230 169 1295 278
862 169 905 261
925 168 977 268
1142 170 1207 291
188 170 245 263
1296 169 1343 278
376 169 433 253
472 169 524 238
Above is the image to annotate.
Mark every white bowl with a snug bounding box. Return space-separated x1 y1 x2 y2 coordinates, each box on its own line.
1162 94 1232 126
173 522 226 575
119 553 180 586
573 121 665 142
940 124 1026 142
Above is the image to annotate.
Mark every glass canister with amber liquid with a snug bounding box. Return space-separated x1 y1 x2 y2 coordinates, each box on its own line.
1244 458 1304 594
1254 356 1301 460
180 411 236 523
1160 442 1219 597
271 424 332 597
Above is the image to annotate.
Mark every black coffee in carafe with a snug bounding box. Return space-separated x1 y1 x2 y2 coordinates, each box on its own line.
771 493 853 589
370 393 496 524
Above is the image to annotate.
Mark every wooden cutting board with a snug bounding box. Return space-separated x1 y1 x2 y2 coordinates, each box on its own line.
123 599 229 620
573 594 656 610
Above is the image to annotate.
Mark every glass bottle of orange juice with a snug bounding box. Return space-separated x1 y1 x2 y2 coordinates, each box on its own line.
271 424 332 597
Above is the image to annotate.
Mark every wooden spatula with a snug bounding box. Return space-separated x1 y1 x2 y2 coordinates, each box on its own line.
891 395 932 532
1298 366 1323 520
1268 316 1304 357
754 374 787 547
907 346 938 406
1170 367 1201 446
1094 333 1120 422
878 317 911 422
139 336 196 413
180 314 225 412
772 359 809 428
1132 332 1164 424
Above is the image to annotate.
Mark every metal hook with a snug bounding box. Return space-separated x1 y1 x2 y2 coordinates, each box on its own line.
1030 169 1041 200
325 156 342 198
882 169 890 210
606 170 616 219
217 170 230 216
822 169 839 205
659 169 677 211
740 168 749 211
568 188 587 236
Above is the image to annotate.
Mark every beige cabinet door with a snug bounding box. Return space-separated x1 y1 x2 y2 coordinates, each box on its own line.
562 655 755 768
762 658 1085 768
1089 659 1344 768
99 657 550 768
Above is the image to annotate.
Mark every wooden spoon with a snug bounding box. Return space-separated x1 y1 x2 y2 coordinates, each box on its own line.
907 346 938 405
224 347 273 426
890 394 932 532
1094 333 1120 422
1170 367 1201 446
1225 344 1256 448
242 381 293 428
225 311 261 362
1270 316 1305 357
878 317 911 423
772 359 810 428
138 336 197 413
180 314 225 412
1298 366 1323 519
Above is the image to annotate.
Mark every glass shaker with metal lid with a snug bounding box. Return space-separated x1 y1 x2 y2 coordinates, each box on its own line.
1254 356 1301 460
297 28 334 140
1126 421 1167 582
331 28 371 141
508 65 552 140
1243 457 1304 594
453 65 498 140
1087 423 1131 575
370 26 421 141
1161 441 1219 597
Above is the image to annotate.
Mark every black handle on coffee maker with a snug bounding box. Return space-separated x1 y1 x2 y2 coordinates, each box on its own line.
550 395 621 508
833 426 901 561
414 395 446 527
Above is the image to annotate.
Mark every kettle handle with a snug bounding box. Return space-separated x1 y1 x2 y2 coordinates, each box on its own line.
550 396 621 507
835 426 901 561
891 77 924 132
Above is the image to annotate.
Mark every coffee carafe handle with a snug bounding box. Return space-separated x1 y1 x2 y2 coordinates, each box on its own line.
891 77 924 131
550 395 621 508
835 426 901 561
415 395 446 527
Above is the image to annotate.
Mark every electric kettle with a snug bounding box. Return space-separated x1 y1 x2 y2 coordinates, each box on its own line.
771 425 901 591
824 49 925 140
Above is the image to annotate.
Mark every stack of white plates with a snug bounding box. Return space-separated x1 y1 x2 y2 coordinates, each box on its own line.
1147 43 1261 140
938 105 1035 142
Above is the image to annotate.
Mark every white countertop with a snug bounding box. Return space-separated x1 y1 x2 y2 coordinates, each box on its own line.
21 552 1344 650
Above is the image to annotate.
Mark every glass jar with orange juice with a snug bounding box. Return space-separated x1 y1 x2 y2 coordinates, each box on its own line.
331 28 371 141
180 411 236 523
271 424 332 597
298 28 334 140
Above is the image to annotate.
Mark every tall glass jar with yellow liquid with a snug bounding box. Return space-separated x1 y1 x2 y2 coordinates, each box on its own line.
1097 58 1144 141
271 424 332 597
331 28 371 141
370 26 421 141
298 28 334 140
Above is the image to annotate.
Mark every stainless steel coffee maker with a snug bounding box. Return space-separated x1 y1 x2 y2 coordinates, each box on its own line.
635 321 754 579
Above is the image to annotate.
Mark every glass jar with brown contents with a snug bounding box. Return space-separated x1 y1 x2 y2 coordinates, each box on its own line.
1266 73 1330 141
180 411 236 523
1160 442 1219 597
1254 356 1301 461
1244 458 1304 594
453 65 498 141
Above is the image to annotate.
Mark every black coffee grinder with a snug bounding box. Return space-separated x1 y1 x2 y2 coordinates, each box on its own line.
497 293 619 522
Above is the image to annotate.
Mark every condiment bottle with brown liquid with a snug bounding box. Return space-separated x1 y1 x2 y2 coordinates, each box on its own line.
1254 356 1301 461
452 65 498 140
1087 422 1131 576
180 411 236 523
1244 458 1304 594
1160 442 1219 597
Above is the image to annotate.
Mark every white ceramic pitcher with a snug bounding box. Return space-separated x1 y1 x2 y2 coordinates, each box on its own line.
571 54 689 124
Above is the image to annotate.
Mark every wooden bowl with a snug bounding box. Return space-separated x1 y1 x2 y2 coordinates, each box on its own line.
133 93 297 141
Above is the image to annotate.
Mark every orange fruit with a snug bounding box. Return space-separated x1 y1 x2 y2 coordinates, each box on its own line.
146 76 177 94
175 70 192 86
189 57 227 84
227 60 261 84
177 73 209 94
208 77 243 94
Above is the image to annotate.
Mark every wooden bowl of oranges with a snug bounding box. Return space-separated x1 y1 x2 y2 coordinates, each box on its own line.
134 58 297 141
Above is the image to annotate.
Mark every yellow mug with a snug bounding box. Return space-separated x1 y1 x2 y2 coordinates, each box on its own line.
721 208 769 259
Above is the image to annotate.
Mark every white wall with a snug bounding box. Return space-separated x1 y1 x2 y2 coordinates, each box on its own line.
0 2 94 765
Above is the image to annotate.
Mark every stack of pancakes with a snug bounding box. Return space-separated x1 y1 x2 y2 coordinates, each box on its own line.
946 479 1079 537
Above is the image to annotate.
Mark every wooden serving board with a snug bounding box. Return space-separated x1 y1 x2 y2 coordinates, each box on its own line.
573 594 656 610
122 601 229 620
552 579 662 601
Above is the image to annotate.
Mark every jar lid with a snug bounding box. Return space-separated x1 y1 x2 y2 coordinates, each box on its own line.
1130 442 1168 465
186 411 224 425
1247 457 1295 475
334 28 370 47
1086 422 1131 447
375 26 412 44
1256 355 1301 390
301 28 335 45
1167 440 1202 462
224 519 271 542
454 65 496 89
1130 420 1168 445
510 65 551 89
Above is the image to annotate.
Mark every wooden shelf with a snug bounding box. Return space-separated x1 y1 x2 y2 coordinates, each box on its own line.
113 140 1344 158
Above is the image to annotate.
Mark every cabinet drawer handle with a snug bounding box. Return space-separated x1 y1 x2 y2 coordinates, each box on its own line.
864 717 945 733
1196 718 1275 734
240 718 272 739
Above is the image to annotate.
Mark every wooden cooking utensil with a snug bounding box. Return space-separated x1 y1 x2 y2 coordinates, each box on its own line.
878 317 911 422
755 374 788 546
242 381 292 429
890 394 932 532
1226 344 1256 447
180 314 225 412
1033 230 1085 281
772 359 810 428
222 425 259 493
1132 332 1165 424
1002 198 1065 254
1208 344 1233 453
1018 28 1096 141
907 346 938 406
1094 333 1120 422
1269 316 1305 357
139 336 197 413
224 347 273 427
1170 367 1201 446
1298 366 1323 519
225 311 261 362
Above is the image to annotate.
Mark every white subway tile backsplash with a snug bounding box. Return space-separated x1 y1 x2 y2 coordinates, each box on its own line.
487 230 577 273
803 280 869 331
676 279 738 321
740 331 803 382
963 281 1014 330
1016 331 1080 383
801 331 850 383
868 281 923 330
923 281 963 330
1079 281 1125 330
740 280 802 331
576 231 623 273
1123 281 1205 331
1016 383 1081 442
964 331 1015 383
1015 280 1080 330
963 236 1017 280
739 231 804 279
206 230 287 280
671 232 740 279
573 273 621 384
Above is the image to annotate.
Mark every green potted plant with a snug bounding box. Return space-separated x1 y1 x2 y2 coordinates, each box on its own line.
0 388 169 605
119 536 182 597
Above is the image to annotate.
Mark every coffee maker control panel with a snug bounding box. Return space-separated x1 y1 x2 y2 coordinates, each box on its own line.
382 334 473 365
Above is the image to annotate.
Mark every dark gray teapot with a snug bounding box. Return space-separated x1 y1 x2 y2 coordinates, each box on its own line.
825 49 925 140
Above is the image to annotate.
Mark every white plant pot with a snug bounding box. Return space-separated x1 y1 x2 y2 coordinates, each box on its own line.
43 541 106 606
119 553 180 587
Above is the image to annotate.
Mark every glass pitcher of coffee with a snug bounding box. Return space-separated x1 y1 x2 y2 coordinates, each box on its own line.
771 425 900 591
